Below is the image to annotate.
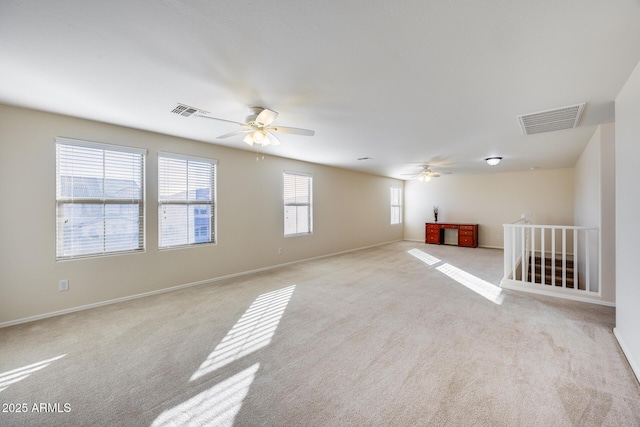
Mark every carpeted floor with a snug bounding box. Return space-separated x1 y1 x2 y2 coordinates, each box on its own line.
1 241 639 426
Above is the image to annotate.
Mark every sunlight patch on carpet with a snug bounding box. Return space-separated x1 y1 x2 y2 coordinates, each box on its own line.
0 354 66 393
190 285 295 381
436 263 504 305
152 363 260 427
408 248 441 266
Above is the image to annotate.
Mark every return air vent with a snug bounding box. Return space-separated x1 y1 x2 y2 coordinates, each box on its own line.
171 103 208 117
517 103 585 135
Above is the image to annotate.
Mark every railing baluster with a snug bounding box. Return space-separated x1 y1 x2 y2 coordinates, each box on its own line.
541 229 545 286
562 228 567 288
585 229 590 293
512 226 517 280
573 229 578 291
531 227 536 283
551 228 556 287
521 226 526 282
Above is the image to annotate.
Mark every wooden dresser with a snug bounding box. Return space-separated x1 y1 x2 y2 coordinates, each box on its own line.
425 223 478 248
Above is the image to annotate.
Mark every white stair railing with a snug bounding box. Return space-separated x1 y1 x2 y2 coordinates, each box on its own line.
502 223 601 301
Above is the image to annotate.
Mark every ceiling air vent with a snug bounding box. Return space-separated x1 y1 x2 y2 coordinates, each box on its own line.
517 103 585 135
171 103 208 117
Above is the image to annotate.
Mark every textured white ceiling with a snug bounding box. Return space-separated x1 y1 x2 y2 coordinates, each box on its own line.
2 0 640 179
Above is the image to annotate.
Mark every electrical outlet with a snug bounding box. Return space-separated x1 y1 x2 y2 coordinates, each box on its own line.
278 248 283 255
58 279 69 291
496 234 502 240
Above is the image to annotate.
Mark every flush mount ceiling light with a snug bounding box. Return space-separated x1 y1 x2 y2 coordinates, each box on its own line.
485 157 502 166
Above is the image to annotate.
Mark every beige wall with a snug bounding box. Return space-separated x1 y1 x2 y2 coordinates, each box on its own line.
615 59 640 381
0 104 403 325
404 169 575 247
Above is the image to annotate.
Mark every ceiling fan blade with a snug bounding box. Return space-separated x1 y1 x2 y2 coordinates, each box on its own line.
217 128 251 139
195 114 246 126
255 108 278 126
266 126 315 136
265 132 281 146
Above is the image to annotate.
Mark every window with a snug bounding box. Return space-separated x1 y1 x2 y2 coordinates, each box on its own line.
158 153 217 248
56 137 146 260
391 186 402 225
283 171 312 236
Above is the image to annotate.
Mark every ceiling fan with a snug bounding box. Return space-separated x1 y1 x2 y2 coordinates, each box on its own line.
195 106 315 147
402 165 451 181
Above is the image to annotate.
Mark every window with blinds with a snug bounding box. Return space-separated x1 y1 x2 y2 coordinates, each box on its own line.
55 137 146 260
390 186 402 225
158 153 217 248
283 171 313 236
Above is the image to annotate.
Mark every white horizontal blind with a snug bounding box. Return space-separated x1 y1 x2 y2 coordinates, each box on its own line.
390 186 402 224
55 138 146 260
158 153 217 248
284 171 312 236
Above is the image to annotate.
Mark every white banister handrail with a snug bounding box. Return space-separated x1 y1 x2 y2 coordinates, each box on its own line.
501 223 601 303
504 224 598 230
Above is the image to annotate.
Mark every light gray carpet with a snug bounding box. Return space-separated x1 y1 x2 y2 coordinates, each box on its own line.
1 241 639 426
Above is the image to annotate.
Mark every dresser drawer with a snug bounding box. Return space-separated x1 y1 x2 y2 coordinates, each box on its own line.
441 224 457 229
459 236 475 247
426 223 440 244
426 233 440 244
459 229 474 236
459 225 475 231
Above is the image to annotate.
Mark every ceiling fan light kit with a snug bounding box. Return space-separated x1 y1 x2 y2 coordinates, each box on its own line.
243 129 276 147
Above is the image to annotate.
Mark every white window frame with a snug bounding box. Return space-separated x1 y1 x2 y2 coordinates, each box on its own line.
390 186 402 225
158 152 217 249
55 137 146 260
283 170 313 237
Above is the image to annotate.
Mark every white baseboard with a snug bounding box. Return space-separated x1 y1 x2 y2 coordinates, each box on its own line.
479 245 503 250
403 238 504 250
0 239 402 329
613 328 640 384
